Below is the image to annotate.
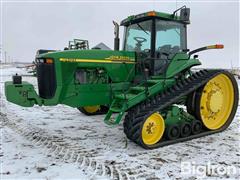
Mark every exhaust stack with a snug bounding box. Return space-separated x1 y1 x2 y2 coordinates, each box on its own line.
113 21 119 51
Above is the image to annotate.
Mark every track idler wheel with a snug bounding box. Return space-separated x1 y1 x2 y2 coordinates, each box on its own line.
141 113 165 146
180 122 191 137
165 124 180 140
123 112 165 148
191 120 202 135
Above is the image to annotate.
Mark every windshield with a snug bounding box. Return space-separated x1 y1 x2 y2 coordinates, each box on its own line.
156 20 186 55
124 20 152 52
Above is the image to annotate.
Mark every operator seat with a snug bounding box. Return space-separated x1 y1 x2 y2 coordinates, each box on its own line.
169 46 180 59
154 45 171 75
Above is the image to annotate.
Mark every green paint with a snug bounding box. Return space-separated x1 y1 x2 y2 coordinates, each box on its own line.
5 81 42 107
164 106 195 127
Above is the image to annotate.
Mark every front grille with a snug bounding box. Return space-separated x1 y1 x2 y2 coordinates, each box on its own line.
36 60 56 99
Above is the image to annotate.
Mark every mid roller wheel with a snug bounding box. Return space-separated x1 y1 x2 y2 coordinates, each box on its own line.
191 120 203 135
180 122 192 138
165 124 180 140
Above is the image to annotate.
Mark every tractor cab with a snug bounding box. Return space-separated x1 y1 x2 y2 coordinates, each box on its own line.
118 7 190 75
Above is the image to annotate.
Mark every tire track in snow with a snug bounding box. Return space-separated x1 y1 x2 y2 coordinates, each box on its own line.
1 112 136 180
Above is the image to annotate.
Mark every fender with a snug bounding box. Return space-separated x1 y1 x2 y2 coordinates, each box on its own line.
165 53 201 78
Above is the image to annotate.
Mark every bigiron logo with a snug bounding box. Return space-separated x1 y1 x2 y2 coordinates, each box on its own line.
181 161 239 178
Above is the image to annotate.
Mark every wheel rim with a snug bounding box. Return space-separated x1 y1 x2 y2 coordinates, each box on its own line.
200 74 234 130
83 105 100 113
142 112 165 145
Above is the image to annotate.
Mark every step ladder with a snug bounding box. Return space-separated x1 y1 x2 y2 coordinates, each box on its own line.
104 78 174 125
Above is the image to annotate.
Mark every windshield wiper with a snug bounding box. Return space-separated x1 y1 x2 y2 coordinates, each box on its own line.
137 23 149 35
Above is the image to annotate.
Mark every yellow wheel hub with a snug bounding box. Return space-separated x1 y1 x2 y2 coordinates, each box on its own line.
200 74 234 130
208 91 223 113
141 112 165 145
83 105 100 113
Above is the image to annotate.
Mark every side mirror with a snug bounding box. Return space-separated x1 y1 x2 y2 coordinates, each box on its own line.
180 8 190 22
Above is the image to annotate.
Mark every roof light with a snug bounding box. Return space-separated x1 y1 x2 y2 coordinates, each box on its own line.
147 11 156 16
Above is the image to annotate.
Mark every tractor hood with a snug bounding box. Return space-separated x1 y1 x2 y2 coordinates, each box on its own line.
5 49 136 108
37 49 136 64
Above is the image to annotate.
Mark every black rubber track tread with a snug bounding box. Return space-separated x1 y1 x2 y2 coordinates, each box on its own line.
123 70 239 149
186 91 197 116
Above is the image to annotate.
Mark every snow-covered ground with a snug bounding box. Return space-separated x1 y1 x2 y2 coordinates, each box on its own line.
1 65 240 179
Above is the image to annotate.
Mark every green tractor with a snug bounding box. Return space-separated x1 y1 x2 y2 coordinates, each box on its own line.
5 7 239 149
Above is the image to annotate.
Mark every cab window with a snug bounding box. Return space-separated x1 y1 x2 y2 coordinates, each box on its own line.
156 20 186 55
124 20 152 52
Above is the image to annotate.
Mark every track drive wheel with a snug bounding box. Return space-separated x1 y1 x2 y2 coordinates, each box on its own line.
195 72 238 130
123 112 165 148
78 105 108 116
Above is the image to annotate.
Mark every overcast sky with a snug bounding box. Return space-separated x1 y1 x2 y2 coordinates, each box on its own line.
1 0 239 68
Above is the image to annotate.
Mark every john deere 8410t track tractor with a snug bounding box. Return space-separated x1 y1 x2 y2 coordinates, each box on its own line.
5 7 239 149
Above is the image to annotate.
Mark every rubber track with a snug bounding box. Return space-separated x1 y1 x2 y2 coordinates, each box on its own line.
123 69 239 149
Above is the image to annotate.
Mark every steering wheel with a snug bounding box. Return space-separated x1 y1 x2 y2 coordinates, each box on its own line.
134 37 147 44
